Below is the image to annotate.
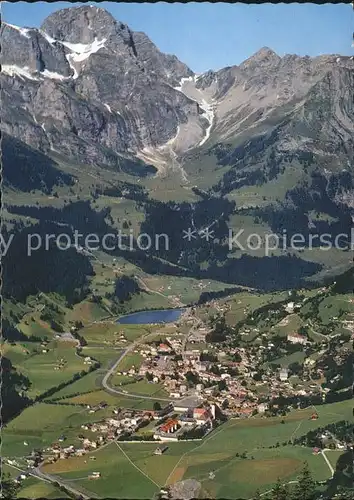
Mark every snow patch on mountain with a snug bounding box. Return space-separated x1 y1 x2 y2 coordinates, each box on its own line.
65 54 79 79
60 38 107 62
173 75 215 147
197 98 215 146
2 65 39 81
4 22 31 38
59 38 107 79
173 76 194 92
3 64 71 82
40 30 56 44
41 69 68 80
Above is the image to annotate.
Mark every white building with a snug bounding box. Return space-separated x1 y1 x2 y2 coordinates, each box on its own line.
257 403 268 414
210 404 216 420
279 368 289 381
285 302 295 313
287 334 307 345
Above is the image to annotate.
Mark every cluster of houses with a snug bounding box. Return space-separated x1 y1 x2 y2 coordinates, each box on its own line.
38 400 217 468
153 404 216 442
42 409 152 464
117 325 328 420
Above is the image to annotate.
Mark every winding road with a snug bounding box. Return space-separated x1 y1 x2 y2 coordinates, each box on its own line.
101 307 202 403
34 465 96 499
101 332 174 402
6 462 94 500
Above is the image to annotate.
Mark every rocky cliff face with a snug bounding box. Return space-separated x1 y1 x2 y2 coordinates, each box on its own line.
1 5 353 183
188 48 354 200
1 22 72 75
40 6 193 85
194 47 354 145
1 6 201 173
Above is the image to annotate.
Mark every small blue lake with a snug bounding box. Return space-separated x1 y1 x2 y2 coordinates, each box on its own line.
117 308 184 325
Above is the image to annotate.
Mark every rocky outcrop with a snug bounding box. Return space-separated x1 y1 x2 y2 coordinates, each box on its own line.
1 5 353 181
40 6 193 84
1 22 72 76
195 48 354 147
131 31 193 86
1 5 203 172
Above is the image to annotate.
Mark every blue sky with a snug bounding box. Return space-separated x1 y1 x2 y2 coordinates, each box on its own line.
3 2 353 72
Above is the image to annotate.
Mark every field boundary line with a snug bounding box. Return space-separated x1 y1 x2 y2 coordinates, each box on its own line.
115 441 161 489
164 422 227 486
290 420 303 442
321 449 335 477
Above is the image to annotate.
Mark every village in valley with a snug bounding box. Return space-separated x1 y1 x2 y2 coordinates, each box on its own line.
3 274 354 499
2 1 354 498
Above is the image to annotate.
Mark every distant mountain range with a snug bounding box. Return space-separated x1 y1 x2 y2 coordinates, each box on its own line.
2 5 353 294
2 5 353 190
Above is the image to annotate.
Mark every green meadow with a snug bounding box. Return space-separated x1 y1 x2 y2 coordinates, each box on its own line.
29 399 353 498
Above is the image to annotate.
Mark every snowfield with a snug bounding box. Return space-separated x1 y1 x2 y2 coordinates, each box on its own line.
174 75 215 148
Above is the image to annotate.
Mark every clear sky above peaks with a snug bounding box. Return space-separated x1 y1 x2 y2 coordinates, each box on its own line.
3 2 353 73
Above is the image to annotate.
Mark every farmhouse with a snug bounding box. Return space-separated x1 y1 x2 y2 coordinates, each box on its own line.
154 446 168 455
154 419 182 441
285 302 295 313
193 408 211 425
257 403 268 414
88 471 101 480
160 419 179 434
158 343 172 353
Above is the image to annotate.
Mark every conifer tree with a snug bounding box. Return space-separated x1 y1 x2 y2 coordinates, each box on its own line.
0 473 18 499
292 462 316 500
271 478 289 500
252 489 262 500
